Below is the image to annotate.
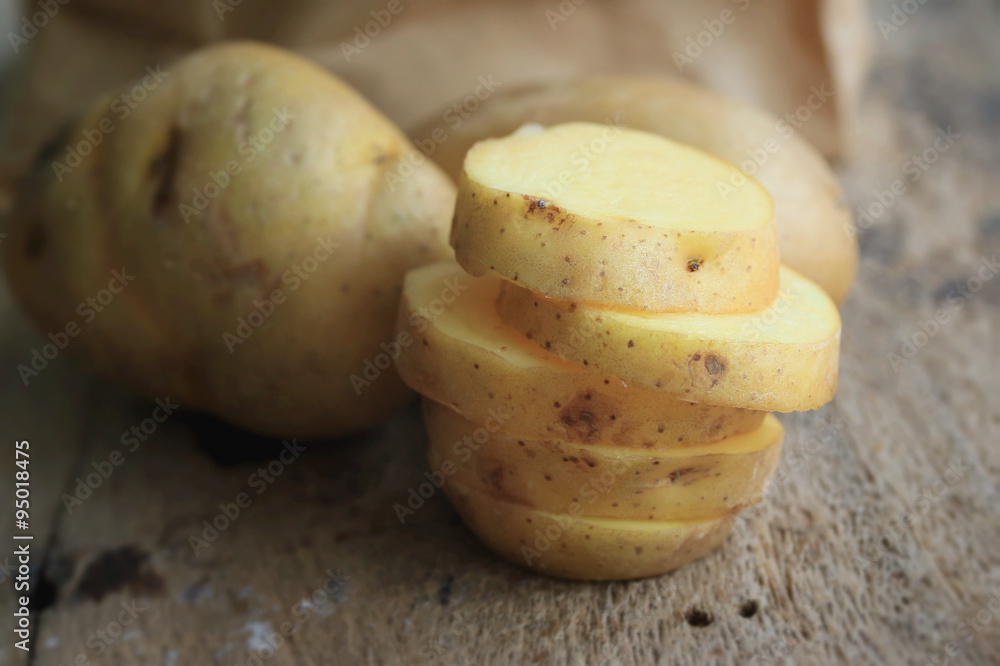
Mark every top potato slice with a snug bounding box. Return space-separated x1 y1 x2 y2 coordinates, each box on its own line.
416 77 859 305
498 265 841 412
452 122 779 313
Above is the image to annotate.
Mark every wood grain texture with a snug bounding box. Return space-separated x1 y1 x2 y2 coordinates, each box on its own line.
1 2 998 665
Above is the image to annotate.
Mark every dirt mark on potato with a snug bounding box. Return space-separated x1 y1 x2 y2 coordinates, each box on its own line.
151 125 182 215
688 353 727 390
558 391 624 443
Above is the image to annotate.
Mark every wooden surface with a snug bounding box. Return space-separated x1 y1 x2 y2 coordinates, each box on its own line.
2 2 999 665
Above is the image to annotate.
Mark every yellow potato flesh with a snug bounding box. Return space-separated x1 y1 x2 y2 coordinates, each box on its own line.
425 399 783 521
443 479 735 581
452 122 779 313
498 265 841 412
467 123 771 232
396 261 765 448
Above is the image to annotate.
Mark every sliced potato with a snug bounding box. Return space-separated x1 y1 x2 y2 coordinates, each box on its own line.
426 399 783 521
452 122 779 313
416 76 858 305
443 479 734 581
498 265 840 412
396 261 765 448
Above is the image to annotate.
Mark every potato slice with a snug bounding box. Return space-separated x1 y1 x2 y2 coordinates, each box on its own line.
416 76 858 305
396 261 765 448
443 479 734 581
425 399 783 521
452 122 779 313
498 265 840 412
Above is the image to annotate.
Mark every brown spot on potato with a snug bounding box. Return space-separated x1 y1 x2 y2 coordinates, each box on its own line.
689 353 727 389
150 125 182 215
483 462 505 492
522 194 543 213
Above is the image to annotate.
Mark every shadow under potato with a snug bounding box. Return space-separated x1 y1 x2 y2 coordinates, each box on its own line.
173 401 412 468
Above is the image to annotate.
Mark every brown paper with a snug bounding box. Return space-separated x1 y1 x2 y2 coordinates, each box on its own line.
0 0 871 191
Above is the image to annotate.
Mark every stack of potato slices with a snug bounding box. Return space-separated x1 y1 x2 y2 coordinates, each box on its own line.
396 122 841 581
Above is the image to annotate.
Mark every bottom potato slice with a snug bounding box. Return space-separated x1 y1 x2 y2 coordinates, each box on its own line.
497 265 841 412
396 261 764 448
443 479 735 581
425 399 782 521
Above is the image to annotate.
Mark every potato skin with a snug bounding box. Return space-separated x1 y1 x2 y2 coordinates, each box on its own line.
425 399 783 522
453 170 780 314
395 261 765 448
497 266 841 412
414 76 858 305
2 42 456 438
442 479 735 581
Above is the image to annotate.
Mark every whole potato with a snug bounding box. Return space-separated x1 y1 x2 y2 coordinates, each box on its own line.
414 76 858 305
2 42 456 438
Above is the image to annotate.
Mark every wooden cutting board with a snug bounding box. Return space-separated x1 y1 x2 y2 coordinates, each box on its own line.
1 4 998 665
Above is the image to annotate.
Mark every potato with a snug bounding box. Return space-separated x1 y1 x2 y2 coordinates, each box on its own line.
425 399 783 521
416 77 858 304
443 479 734 581
453 123 779 313
498 266 841 412
2 42 455 438
396 261 765 448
